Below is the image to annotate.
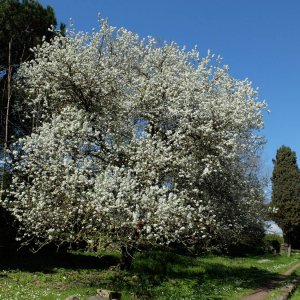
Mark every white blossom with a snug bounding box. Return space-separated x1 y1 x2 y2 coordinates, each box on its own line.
3 19 267 249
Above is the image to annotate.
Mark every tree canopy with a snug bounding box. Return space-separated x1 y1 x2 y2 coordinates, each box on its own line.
0 0 62 70
2 20 267 262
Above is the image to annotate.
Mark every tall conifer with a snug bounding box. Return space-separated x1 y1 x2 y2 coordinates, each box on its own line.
271 145 300 256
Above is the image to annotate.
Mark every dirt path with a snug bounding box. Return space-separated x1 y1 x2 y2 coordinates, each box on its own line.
241 262 300 300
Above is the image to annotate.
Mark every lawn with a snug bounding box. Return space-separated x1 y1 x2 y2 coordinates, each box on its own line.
0 249 298 300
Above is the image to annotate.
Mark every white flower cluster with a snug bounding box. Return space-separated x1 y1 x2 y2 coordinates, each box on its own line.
3 20 267 248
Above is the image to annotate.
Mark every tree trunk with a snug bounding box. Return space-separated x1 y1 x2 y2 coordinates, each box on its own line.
120 245 135 271
287 234 291 257
1 41 12 198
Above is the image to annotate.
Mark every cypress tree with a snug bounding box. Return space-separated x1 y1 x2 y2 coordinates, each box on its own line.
271 145 300 256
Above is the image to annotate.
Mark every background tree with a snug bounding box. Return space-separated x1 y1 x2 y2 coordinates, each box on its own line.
0 0 63 248
2 20 267 269
270 145 300 256
0 0 64 163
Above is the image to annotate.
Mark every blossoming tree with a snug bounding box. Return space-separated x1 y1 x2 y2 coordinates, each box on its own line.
2 20 267 268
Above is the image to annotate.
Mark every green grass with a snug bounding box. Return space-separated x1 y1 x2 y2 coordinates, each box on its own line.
0 249 298 300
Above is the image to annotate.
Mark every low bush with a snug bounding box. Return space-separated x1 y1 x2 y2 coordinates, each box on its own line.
263 234 283 254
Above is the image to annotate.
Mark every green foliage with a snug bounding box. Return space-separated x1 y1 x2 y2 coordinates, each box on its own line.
228 223 266 256
270 146 300 246
196 222 266 256
263 234 283 254
0 0 59 69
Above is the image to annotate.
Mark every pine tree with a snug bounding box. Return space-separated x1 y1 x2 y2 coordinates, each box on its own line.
271 145 300 256
0 0 64 151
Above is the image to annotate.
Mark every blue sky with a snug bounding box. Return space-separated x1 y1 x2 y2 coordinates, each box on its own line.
39 0 300 178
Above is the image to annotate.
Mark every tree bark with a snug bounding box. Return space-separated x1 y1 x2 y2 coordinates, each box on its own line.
120 245 135 271
287 234 291 257
1 41 12 198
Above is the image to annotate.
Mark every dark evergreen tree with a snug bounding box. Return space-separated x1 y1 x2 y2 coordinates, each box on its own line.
271 145 300 256
0 0 64 150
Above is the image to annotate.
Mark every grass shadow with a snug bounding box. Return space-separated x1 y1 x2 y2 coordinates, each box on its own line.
0 249 120 273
